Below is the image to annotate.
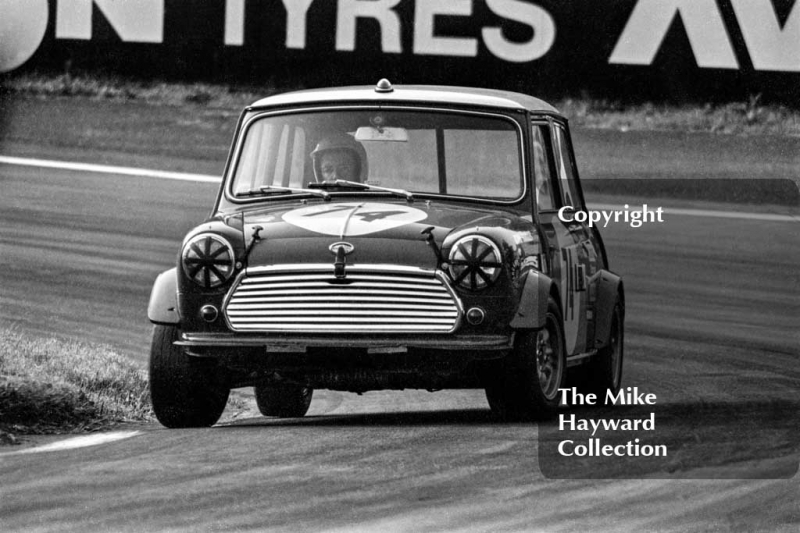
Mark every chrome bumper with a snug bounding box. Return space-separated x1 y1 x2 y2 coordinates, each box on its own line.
176 332 513 351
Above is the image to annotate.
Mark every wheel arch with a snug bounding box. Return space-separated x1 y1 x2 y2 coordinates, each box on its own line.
147 268 180 325
510 271 556 330
594 270 624 349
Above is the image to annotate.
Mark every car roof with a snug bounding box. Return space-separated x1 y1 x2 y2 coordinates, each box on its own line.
249 81 560 114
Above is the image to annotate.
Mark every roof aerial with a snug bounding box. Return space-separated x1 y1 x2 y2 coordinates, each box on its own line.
375 79 394 93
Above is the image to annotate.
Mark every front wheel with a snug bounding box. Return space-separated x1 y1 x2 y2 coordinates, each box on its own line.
485 296 567 421
254 384 313 418
149 324 230 428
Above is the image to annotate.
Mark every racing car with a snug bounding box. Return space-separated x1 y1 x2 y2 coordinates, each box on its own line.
147 80 624 427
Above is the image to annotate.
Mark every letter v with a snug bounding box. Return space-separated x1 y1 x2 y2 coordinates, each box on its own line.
609 0 738 69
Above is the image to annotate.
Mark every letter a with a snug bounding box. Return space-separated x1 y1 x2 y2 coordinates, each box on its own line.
609 0 738 69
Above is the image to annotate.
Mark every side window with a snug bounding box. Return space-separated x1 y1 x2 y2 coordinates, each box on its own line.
553 124 582 209
286 128 306 187
232 121 306 194
270 126 306 188
532 124 556 211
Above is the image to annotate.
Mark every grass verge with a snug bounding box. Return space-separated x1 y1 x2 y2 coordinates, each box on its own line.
3 72 800 137
0 327 152 444
558 94 800 137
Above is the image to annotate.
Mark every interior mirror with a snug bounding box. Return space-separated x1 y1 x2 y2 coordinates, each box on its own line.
355 126 408 142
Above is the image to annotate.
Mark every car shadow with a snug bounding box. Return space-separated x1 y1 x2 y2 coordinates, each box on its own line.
220 408 501 428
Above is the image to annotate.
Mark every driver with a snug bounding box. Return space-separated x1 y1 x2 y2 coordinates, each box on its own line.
310 133 368 183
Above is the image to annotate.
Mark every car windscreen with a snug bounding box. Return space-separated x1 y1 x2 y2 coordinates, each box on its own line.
229 109 524 201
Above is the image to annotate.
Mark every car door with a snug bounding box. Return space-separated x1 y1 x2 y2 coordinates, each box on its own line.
532 120 598 356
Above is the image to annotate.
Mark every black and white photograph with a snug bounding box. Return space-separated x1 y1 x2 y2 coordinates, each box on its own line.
1 1 798 531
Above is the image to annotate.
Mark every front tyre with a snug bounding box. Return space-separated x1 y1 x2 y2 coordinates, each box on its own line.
486 296 567 421
254 384 313 418
149 324 229 428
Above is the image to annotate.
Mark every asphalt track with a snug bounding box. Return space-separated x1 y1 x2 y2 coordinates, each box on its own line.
1 131 798 530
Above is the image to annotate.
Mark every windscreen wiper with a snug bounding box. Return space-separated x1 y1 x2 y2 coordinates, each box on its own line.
259 185 331 201
333 180 415 203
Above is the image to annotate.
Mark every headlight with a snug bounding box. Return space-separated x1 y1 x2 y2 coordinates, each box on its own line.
447 235 502 291
182 233 236 289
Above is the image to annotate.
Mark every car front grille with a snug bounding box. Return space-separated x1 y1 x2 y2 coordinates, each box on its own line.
223 264 462 333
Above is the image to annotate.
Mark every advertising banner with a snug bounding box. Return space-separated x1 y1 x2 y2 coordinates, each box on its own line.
1 0 798 102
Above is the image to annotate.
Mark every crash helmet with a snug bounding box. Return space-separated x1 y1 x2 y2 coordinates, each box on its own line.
310 133 368 182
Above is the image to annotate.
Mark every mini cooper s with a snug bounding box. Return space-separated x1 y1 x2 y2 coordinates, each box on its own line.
147 80 625 427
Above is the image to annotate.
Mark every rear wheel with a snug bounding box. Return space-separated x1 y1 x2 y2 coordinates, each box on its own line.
486 296 566 421
149 325 229 428
254 384 313 418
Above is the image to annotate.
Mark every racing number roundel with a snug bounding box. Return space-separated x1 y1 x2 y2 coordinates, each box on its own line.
283 202 428 236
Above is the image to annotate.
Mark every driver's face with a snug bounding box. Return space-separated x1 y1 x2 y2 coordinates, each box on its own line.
320 151 357 181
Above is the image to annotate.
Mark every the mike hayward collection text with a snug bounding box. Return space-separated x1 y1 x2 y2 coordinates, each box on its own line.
556 387 668 458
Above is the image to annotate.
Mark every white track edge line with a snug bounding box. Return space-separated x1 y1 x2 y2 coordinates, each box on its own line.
0 155 220 183
0 431 142 457
589 203 799 223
